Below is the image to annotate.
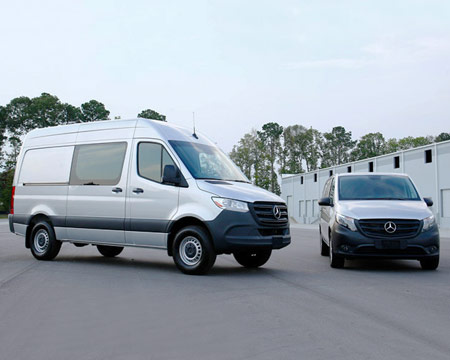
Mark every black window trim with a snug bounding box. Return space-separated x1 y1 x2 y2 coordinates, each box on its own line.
69 141 128 186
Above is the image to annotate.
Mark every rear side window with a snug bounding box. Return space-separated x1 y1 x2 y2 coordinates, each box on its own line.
70 142 127 185
138 142 175 183
19 146 74 185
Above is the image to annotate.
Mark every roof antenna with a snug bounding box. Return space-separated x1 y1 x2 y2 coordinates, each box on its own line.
192 112 198 139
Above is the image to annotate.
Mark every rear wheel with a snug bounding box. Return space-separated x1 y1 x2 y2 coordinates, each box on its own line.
97 245 124 258
172 226 216 275
233 249 272 268
329 235 345 268
420 256 439 270
30 221 62 260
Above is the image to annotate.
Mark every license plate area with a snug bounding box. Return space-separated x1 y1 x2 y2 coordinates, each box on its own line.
381 240 401 249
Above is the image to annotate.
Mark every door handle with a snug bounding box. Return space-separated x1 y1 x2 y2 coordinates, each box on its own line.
112 187 123 193
133 188 144 194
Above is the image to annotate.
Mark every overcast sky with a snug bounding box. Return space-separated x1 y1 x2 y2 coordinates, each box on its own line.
1 0 449 151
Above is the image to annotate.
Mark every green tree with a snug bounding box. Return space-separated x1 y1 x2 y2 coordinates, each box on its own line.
321 126 356 167
385 138 399 154
435 132 450 142
230 132 256 180
304 128 323 171
0 169 14 212
61 103 82 124
351 132 386 160
257 122 283 194
397 136 433 150
81 100 110 122
137 109 166 121
281 125 307 174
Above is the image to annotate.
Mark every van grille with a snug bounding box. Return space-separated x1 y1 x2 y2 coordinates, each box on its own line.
250 202 289 226
357 219 421 239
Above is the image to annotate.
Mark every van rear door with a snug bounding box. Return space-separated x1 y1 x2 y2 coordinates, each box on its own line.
66 141 130 244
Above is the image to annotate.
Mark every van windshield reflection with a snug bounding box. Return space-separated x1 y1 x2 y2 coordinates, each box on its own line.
169 141 250 183
338 175 421 201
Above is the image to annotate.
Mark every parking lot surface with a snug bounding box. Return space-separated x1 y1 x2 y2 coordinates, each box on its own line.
1 220 449 360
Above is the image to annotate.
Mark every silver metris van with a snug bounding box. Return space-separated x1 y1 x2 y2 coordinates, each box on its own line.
318 173 439 270
8 119 290 274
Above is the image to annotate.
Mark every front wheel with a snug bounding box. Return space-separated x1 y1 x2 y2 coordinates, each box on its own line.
30 221 62 260
97 245 124 258
172 226 216 275
420 256 439 270
320 231 329 256
329 236 345 268
233 249 272 268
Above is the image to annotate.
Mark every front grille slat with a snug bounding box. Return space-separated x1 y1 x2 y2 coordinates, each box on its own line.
250 202 289 225
357 219 421 238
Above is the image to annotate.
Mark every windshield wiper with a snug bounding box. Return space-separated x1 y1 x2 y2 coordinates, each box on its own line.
196 177 222 180
227 179 251 184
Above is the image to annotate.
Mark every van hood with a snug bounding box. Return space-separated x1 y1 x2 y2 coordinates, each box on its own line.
337 200 432 220
196 180 284 204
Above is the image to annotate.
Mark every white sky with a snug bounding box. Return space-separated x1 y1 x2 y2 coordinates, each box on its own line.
1 0 449 152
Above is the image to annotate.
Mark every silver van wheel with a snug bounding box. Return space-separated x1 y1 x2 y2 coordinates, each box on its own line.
179 236 203 266
34 229 50 254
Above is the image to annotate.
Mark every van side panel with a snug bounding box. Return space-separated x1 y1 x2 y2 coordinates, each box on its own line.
13 146 74 238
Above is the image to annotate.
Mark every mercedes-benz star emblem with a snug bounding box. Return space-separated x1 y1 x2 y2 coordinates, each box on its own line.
273 205 281 220
384 221 397 234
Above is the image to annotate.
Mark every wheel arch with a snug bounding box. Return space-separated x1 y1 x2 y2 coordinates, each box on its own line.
167 216 213 256
25 214 53 249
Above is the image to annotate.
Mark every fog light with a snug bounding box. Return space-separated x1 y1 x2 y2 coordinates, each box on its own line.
340 245 350 252
429 246 438 253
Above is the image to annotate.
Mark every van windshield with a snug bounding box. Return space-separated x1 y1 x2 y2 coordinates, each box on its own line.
338 175 421 201
169 140 250 183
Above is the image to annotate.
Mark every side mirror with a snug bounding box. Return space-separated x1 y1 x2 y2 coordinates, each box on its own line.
424 197 433 207
162 165 181 186
318 197 333 207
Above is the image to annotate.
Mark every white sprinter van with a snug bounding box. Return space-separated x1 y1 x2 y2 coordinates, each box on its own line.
8 119 290 274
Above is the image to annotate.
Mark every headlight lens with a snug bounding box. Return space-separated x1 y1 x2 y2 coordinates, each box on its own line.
212 197 249 212
422 215 436 232
336 213 357 232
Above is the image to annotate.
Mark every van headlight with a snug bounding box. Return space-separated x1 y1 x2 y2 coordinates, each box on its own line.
336 213 357 232
212 197 249 212
422 215 436 232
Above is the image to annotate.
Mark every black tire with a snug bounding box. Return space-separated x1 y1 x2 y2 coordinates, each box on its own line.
233 249 272 268
97 245 124 258
329 235 345 268
320 232 329 256
172 225 216 275
30 221 62 260
420 256 439 270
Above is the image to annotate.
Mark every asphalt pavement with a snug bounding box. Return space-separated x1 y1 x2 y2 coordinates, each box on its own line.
1 219 449 360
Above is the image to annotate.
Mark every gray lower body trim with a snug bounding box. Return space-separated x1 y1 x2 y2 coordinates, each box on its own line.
11 214 172 233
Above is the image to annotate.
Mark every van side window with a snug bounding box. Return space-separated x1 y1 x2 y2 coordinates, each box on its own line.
138 142 175 183
70 142 127 185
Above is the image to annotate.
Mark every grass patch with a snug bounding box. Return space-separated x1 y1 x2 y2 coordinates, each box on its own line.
0 214 8 219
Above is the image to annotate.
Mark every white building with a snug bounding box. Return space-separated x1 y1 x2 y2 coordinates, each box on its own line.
281 140 450 230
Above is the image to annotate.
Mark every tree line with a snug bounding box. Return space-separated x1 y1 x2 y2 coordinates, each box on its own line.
230 123 450 195
0 92 165 212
